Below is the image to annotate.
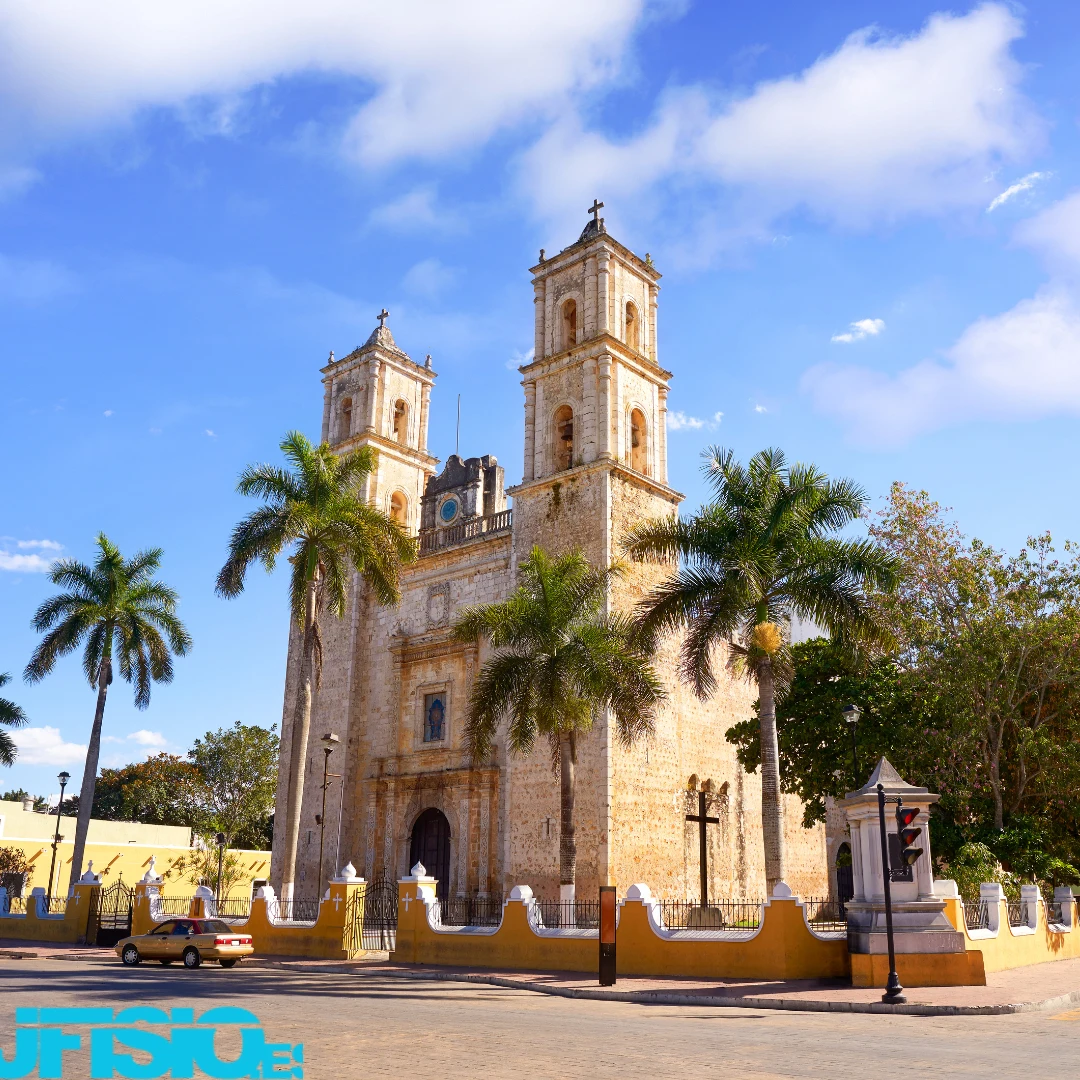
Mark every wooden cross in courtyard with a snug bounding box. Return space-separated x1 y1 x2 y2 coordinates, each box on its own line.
587 198 604 223
686 790 719 909
377 308 389 327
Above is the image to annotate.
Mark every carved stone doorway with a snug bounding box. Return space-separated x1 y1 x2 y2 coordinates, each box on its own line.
410 808 451 900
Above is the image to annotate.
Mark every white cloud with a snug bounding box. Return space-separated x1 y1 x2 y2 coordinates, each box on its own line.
15 539 62 551
128 729 168 748
803 288 1080 445
0 1 648 167
368 186 462 234
402 258 459 299
0 551 52 572
831 317 886 344
521 4 1038 237
1015 191 1080 269
667 411 705 430
506 346 535 370
754 405 768 414
987 171 1048 212
12 726 87 766
205 428 216 437
103 409 113 417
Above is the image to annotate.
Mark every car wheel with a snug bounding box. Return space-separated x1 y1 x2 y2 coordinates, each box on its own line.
182 947 202 969
219 958 239 969
121 945 140 966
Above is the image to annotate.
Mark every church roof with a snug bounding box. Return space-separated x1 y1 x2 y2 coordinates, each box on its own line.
364 323 399 351
332 311 423 369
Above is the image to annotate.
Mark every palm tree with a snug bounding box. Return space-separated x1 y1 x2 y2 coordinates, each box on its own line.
216 430 415 900
453 546 664 904
0 673 28 767
24 534 191 893
623 447 899 893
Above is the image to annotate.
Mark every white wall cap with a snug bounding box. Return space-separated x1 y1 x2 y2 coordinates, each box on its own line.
933 879 959 898
771 881 793 899
255 885 276 901
980 882 1006 902
400 862 436 883
194 884 214 900
625 883 653 902
140 856 163 884
508 885 534 901
79 863 100 884
331 862 364 883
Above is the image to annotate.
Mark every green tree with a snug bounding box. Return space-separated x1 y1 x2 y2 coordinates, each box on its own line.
164 836 248 899
216 431 414 897
0 846 33 887
24 534 192 893
0 673 28 767
623 447 898 891
453 546 664 903
92 754 203 827
189 722 279 849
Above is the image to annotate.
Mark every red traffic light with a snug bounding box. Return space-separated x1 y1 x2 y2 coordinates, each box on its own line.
894 801 924 867
896 806 920 828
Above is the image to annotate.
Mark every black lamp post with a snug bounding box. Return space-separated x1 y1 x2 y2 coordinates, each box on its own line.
316 733 340 895
842 703 861 780
876 784 906 1004
215 832 227 906
48 771 70 899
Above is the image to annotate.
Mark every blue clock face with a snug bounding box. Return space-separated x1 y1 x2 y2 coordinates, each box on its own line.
440 498 459 523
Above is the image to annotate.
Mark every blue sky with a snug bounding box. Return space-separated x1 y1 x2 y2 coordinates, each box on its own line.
2 0 1079 798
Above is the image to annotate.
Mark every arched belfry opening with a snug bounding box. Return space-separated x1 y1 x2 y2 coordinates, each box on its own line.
389 491 408 527
625 301 639 351
340 397 352 440
393 399 409 445
410 808 451 900
629 408 648 474
553 405 574 472
561 299 577 351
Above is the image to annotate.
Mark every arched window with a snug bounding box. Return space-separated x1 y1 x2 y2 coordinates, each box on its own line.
340 397 352 439
393 399 409 445
389 492 408 527
553 405 574 471
561 299 577 351
625 301 639 351
629 407 648 474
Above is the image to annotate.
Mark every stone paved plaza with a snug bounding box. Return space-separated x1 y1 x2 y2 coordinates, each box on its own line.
2 957 1079 1078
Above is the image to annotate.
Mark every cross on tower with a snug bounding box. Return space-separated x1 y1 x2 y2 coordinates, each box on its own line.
587 199 604 223
377 308 389 328
686 789 720 909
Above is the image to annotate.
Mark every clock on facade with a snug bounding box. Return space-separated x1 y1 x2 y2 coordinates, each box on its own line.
439 497 460 523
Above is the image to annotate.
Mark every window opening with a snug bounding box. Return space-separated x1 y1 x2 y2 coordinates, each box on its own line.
562 300 577 351
554 405 574 471
629 408 647 474
393 400 409 445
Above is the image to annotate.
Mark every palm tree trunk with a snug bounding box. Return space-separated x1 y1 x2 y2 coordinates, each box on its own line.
757 660 786 893
280 596 317 902
559 731 576 907
67 657 110 896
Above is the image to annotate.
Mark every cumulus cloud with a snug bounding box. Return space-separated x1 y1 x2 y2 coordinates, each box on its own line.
506 346 535 371
831 318 885 344
12 726 87 766
987 171 1048 212
1015 191 1080 269
0 539 60 572
804 288 1080 445
667 410 723 432
521 4 1038 237
15 539 62 551
129 729 168 747
0 1 648 167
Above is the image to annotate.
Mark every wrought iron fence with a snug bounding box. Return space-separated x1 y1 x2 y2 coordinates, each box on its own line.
155 897 196 916
657 899 764 931
529 900 601 930
433 896 504 928
214 897 251 921
271 898 321 924
42 895 68 915
1007 900 1029 927
964 899 990 930
802 897 847 933
2 896 27 915
1046 899 1065 925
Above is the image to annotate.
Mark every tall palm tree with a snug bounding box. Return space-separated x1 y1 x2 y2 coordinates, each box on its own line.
0 673 28 767
24 534 191 893
216 430 415 900
623 447 899 893
453 546 664 904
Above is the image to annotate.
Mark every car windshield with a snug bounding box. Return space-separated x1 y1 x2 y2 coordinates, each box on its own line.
200 920 233 934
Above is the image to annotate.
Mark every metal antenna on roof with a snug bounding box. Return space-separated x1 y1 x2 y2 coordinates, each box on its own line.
456 394 461 458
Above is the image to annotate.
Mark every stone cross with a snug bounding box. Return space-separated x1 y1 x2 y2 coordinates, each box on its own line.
686 790 719 909
587 199 604 223
377 308 389 328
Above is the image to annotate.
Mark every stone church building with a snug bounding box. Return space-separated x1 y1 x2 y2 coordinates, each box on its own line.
271 212 829 903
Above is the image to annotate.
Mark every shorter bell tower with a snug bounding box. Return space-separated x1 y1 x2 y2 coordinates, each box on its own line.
320 310 439 534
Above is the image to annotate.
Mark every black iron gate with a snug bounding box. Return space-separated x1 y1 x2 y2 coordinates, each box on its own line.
87 879 133 947
356 876 397 952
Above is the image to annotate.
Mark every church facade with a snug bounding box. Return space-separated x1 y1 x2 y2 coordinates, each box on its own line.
271 213 829 903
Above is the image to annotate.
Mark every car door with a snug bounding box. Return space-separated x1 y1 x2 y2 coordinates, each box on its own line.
142 921 175 959
167 919 194 959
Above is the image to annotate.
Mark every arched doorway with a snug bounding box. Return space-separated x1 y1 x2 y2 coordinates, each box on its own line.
410 808 451 899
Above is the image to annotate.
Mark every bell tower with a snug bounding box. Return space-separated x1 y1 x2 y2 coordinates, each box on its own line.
320 310 439 534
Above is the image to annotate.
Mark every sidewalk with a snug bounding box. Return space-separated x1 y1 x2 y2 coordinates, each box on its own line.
6 938 1080 1016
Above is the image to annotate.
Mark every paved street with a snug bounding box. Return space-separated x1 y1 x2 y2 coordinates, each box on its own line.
1 958 1079 1078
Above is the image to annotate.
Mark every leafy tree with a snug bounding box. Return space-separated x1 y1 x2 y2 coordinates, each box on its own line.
24 534 192 893
163 836 248 899
48 794 79 817
624 447 898 891
0 846 33 887
453 546 664 902
0 673 28 767
92 754 203 827
217 431 414 896
1 788 30 803
188 722 279 849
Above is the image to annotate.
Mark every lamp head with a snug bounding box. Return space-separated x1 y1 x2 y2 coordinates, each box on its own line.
58 771 70 785
322 732 340 752
215 832 226 848
842 703 861 726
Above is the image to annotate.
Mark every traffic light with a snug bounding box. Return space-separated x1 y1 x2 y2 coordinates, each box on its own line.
895 802 923 868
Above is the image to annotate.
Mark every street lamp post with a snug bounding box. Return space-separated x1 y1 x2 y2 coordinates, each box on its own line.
842 703 861 780
316 733 340 896
215 832 226 908
48 771 70 899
